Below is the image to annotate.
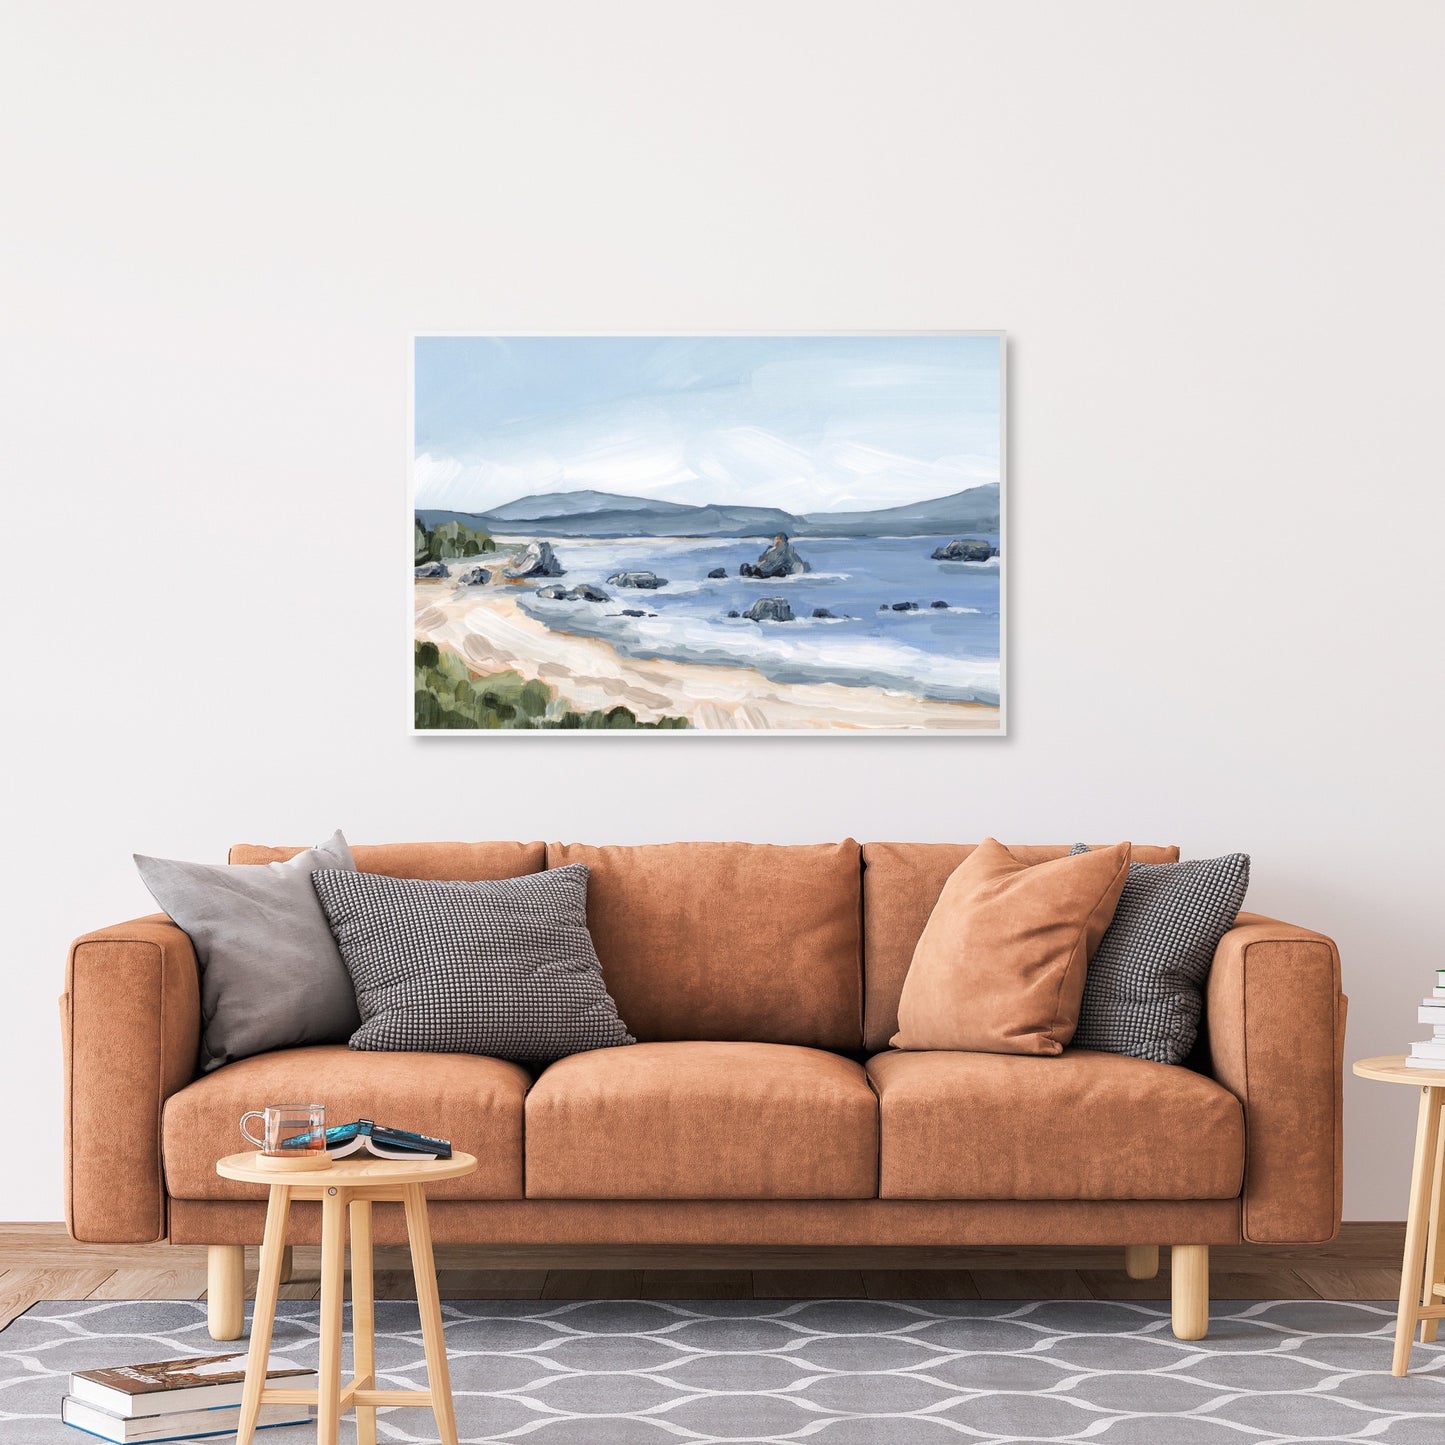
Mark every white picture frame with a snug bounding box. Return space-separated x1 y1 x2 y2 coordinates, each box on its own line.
410 332 1006 736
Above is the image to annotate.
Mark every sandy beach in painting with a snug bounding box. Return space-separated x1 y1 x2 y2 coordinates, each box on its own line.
414 576 999 732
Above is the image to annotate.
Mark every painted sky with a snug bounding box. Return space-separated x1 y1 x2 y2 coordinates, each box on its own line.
413 335 1001 515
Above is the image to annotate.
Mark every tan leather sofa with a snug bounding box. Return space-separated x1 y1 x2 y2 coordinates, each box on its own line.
62 840 1346 1343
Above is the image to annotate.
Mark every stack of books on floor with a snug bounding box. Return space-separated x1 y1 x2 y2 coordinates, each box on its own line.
1410 970 1445 1069
62 1353 314 1442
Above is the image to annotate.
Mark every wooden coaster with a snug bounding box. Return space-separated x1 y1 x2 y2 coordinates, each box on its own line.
250 1150 334 1173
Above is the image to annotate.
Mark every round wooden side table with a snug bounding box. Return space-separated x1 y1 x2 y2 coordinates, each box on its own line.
215 1149 478 1445
1353 1056 1445 1376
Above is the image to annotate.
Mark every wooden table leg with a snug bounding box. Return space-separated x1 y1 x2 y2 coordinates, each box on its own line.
1394 1086 1445 1375
351 1199 377 1445
404 1184 459 1445
236 1186 290 1445
1419 1096 1445 1346
317 1189 347 1445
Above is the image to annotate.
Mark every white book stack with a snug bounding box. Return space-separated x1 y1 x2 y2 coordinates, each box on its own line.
1408 970 1445 1068
61 1353 313 1442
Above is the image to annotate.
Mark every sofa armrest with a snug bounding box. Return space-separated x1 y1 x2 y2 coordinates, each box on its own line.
1203 911 1346 1244
62 915 201 1242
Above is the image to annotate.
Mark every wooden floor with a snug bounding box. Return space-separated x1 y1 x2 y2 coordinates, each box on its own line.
0 1222 1407 1332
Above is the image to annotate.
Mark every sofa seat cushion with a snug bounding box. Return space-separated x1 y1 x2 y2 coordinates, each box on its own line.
162 1045 530 1201
867 1048 1244 1201
525 1041 879 1200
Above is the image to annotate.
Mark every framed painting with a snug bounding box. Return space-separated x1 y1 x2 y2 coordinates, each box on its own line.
411 333 1005 734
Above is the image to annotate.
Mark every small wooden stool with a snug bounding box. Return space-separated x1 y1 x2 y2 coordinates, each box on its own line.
1353 1057 1445 1376
216 1149 478 1445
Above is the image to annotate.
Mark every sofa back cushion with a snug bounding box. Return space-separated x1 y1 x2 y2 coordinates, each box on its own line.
547 841 863 1049
861 842 1180 1053
230 840 545 880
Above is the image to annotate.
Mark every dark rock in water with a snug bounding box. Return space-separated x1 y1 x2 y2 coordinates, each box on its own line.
931 599 949 609
607 570 668 589
812 607 838 619
538 582 612 603
726 610 741 618
741 533 810 579
878 603 889 612
414 562 450 579
620 608 649 617
707 567 728 579
505 540 565 578
891 601 919 612
931 537 997 563
745 597 794 623
455 566 491 586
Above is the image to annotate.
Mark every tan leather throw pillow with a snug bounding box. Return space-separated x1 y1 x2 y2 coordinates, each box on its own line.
890 838 1132 1055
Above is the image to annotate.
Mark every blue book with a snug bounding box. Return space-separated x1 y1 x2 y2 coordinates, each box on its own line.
282 1117 452 1160
62 1395 312 1441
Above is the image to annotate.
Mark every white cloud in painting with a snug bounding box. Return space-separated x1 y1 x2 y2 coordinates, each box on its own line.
413 336 1001 515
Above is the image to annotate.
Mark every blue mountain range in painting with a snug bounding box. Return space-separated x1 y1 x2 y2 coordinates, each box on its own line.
419 482 999 540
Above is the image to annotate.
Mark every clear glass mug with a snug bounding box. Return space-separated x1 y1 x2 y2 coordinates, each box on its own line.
240 1103 326 1156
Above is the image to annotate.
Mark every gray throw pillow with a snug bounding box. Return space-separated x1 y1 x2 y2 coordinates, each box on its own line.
135 830 362 1072
1068 844 1250 1065
310 864 635 1062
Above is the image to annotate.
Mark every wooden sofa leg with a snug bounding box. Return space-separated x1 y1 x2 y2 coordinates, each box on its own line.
278 1245 294 1285
1170 1244 1209 1341
208 1244 246 1341
1124 1245 1159 1280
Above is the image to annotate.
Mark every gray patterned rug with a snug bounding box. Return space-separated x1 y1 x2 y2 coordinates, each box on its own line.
3 1298 1444 1443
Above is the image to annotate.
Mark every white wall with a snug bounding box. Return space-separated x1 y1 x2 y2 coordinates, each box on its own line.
2 0 1441 1224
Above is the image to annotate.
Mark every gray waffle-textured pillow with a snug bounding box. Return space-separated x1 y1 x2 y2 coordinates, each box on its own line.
1068 845 1250 1064
310 863 634 1062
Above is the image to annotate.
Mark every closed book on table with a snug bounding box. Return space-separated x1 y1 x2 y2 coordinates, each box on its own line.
62 1395 310 1442
67 1354 315 1417
1405 1055 1445 1069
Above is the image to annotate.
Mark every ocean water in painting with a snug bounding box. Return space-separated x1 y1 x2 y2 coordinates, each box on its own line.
507 534 1001 705
412 334 1005 731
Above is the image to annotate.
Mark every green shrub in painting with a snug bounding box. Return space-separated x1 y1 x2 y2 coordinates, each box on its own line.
413 640 687 731
415 516 496 562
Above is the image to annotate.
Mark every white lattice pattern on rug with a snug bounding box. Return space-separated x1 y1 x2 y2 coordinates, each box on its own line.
3 1297 1444 1442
